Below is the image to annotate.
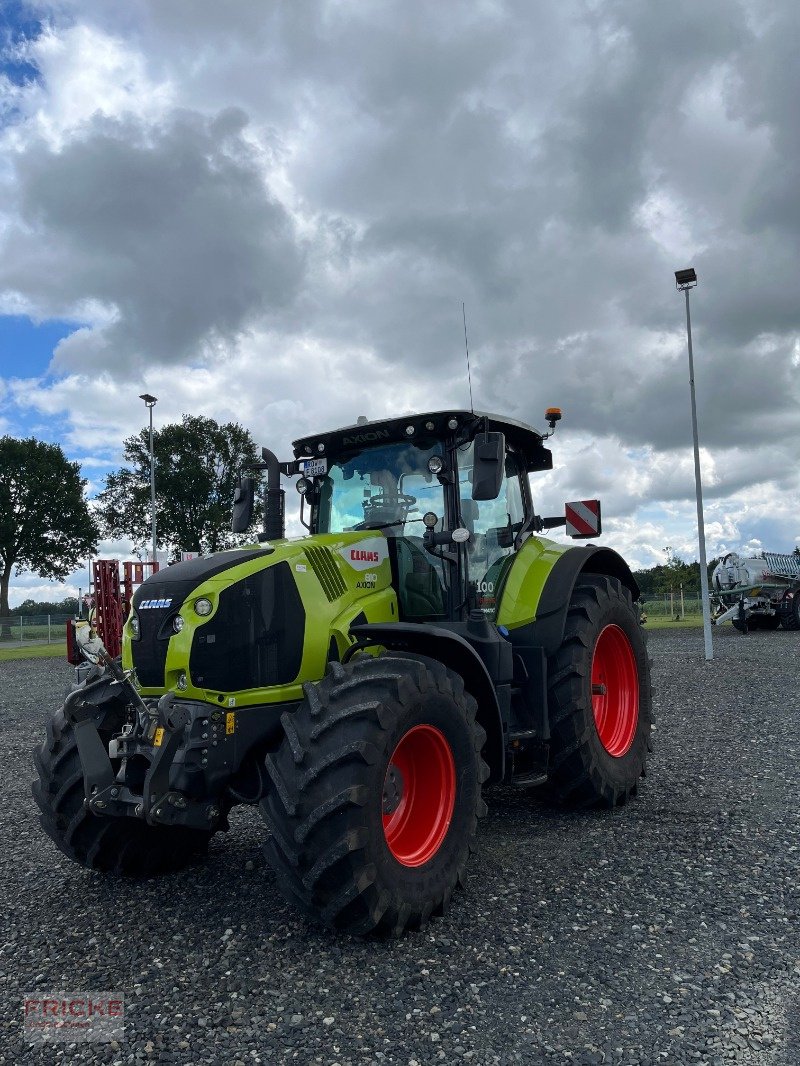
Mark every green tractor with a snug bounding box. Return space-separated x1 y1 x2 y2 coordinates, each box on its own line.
33 409 652 935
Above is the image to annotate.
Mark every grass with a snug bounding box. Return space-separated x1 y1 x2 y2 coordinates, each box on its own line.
644 616 703 630
0 643 67 662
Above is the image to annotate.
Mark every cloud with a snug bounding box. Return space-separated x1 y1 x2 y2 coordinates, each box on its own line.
2 102 304 374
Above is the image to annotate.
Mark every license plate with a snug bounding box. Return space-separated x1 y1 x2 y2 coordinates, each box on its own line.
301 458 327 477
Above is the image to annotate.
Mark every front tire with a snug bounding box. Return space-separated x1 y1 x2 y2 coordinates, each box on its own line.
546 575 652 807
32 706 213 874
260 655 488 936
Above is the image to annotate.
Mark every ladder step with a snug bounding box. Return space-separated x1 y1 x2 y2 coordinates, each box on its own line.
511 771 548 788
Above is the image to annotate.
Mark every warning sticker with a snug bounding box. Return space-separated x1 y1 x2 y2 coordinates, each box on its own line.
337 536 389 572
226 712 235 735
153 727 165 748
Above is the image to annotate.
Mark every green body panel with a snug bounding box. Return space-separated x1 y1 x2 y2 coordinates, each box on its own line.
121 532 398 706
495 535 572 630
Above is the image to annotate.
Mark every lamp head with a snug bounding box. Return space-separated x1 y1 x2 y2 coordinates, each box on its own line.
139 393 158 407
675 268 697 290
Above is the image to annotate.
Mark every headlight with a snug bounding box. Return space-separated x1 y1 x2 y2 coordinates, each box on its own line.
296 477 312 495
172 615 185 634
176 672 188 691
194 597 213 616
129 612 140 639
427 455 444 474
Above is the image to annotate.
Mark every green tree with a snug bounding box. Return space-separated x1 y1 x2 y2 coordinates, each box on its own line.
96 414 263 557
0 437 98 636
11 596 79 616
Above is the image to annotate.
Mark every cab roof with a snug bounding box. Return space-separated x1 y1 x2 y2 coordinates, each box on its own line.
293 410 552 472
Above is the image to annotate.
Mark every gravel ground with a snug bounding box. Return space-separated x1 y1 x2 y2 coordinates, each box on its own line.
1 626 798 1065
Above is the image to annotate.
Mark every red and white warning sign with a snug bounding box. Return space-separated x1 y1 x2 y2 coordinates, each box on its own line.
565 499 602 539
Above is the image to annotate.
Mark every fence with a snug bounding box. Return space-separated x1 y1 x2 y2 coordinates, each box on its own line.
639 595 703 621
0 614 73 645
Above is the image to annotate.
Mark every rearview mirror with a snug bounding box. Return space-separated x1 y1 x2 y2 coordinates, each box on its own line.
471 432 506 501
231 476 255 533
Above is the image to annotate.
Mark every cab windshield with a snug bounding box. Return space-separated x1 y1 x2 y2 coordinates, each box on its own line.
316 440 446 535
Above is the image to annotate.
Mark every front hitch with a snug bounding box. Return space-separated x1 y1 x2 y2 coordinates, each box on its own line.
71 680 229 831
63 674 129 802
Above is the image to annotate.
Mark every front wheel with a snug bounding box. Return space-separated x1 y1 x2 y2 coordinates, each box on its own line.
546 575 652 807
260 655 488 936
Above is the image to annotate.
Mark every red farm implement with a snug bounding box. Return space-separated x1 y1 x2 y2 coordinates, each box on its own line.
66 560 160 663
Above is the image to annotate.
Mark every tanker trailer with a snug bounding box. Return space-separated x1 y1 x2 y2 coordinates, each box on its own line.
711 551 800 632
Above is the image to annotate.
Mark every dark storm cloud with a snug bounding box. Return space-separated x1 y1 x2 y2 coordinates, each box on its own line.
5 0 800 459
0 106 303 372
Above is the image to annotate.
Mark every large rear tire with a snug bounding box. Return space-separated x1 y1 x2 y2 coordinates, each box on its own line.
780 593 800 630
546 575 652 807
32 706 213 874
260 654 488 936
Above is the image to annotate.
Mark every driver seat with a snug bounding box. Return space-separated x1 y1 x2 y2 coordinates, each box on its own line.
394 537 445 619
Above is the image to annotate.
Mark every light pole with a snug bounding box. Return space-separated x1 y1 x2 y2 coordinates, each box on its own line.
674 268 713 661
139 393 158 564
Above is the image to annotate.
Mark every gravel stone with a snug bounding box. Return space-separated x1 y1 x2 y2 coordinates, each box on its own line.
1 628 799 1063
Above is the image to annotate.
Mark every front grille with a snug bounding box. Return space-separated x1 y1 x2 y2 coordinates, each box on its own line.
131 603 180 688
129 548 277 690
189 561 305 692
305 546 347 602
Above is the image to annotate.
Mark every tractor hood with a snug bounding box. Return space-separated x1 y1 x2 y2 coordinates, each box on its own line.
124 533 396 701
130 547 277 610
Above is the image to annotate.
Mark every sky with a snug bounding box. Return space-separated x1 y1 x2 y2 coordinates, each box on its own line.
0 0 798 608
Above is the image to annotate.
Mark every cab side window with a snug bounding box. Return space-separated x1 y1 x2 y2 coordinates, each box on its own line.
458 443 525 615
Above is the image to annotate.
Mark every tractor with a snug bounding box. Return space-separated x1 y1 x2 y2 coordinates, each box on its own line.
33 409 652 936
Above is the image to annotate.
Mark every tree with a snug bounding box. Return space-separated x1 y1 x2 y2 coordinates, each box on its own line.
0 437 98 636
96 415 263 558
11 596 79 616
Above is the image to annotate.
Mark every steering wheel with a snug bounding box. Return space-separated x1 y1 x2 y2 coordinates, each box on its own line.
364 492 417 511
359 492 418 530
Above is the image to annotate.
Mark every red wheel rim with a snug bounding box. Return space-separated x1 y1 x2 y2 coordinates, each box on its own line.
591 624 639 757
382 724 456 867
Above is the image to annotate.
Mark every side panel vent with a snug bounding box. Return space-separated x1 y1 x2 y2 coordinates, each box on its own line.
305 546 347 602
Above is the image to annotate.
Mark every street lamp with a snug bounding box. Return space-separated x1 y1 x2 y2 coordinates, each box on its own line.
139 393 158 564
674 268 713 661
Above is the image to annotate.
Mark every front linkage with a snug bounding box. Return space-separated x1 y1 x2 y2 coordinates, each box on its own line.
52 655 288 838
64 666 227 832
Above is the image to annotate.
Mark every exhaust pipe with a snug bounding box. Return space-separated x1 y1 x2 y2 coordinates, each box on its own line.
231 448 285 540
260 447 285 542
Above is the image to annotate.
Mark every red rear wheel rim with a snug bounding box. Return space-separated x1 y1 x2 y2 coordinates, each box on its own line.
591 624 639 757
382 724 456 867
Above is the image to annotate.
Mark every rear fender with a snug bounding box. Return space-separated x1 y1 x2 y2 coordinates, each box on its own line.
349 622 505 784
505 545 640 657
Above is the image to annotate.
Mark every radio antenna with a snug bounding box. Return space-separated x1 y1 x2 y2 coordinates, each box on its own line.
462 302 474 413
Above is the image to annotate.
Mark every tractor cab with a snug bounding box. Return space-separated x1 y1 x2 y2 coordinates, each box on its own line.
291 410 555 623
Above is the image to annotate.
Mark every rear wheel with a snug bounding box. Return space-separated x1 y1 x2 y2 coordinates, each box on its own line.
546 576 652 807
748 614 781 631
780 593 800 630
32 706 213 874
260 654 487 936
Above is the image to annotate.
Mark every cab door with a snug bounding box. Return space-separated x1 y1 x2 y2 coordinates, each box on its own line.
455 440 526 616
